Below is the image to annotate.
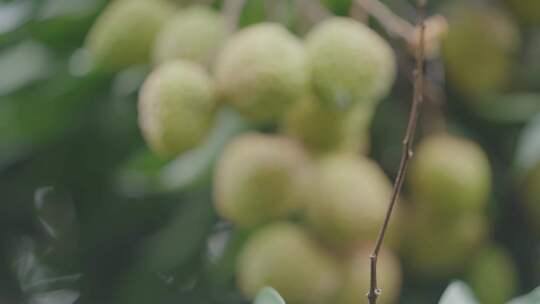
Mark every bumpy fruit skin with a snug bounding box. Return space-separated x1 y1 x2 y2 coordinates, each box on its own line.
306 17 396 109
337 246 402 304
408 134 491 218
524 163 540 232
505 0 540 25
138 60 216 157
442 6 520 98
214 134 312 227
466 245 518 304
306 154 392 251
237 222 341 304
215 23 308 122
86 0 174 71
281 95 374 155
400 210 488 278
152 6 226 66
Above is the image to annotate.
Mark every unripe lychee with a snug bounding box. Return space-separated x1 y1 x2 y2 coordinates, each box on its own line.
466 245 518 304
281 95 374 155
400 210 488 278
237 222 341 304
523 163 540 233
442 5 520 98
305 154 393 252
337 246 402 304
306 17 396 109
215 23 308 122
152 6 226 67
505 0 540 25
214 134 312 227
85 0 174 71
408 134 491 218
138 60 216 157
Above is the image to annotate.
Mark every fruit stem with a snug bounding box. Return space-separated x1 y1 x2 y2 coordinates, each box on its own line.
223 0 247 33
367 1 427 304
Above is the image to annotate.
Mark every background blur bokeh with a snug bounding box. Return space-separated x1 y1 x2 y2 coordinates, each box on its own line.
0 0 539 303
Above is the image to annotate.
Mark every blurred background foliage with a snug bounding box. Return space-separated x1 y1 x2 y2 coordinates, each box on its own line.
0 0 539 303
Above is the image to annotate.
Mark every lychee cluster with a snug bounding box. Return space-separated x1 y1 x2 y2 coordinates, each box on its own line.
399 133 518 303
83 2 538 303
214 134 403 304
84 1 401 302
85 0 397 158
401 134 492 278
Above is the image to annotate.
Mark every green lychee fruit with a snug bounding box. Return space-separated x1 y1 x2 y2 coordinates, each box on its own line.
85 0 174 71
281 95 374 155
337 246 402 304
400 210 488 278
408 134 491 219
138 60 216 157
214 23 308 122
152 6 226 67
466 245 518 304
505 0 540 25
237 222 342 304
305 154 393 252
214 133 312 227
442 5 520 99
524 163 540 233
306 17 396 109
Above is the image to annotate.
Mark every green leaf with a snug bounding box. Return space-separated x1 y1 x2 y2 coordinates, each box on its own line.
254 287 286 304
439 281 479 304
158 108 249 192
115 107 250 196
0 40 53 95
0 67 110 168
114 189 216 304
508 286 540 304
320 0 352 15
514 113 540 173
471 93 540 124
27 0 105 52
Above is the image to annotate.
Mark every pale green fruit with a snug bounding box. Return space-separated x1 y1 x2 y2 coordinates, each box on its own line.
214 134 313 227
86 0 174 71
442 6 520 98
337 246 402 304
152 6 226 66
138 60 216 157
215 23 308 122
409 134 491 218
281 95 374 155
306 154 393 252
306 17 396 109
238 222 342 304
400 210 488 278
505 0 540 25
466 245 518 304
524 163 540 232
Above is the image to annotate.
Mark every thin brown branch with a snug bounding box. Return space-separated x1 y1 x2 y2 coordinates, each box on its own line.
367 1 427 304
223 0 247 33
354 0 415 43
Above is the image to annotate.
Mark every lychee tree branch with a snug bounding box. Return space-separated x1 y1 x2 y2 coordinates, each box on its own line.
354 0 415 43
366 1 427 304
